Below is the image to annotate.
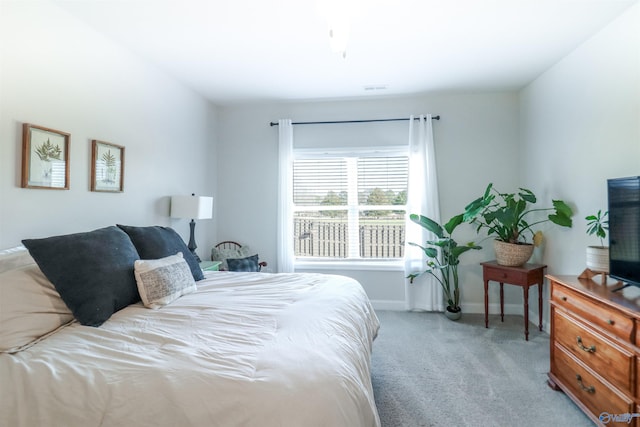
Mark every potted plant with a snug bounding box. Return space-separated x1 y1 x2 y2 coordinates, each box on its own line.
463 183 574 266
585 210 609 272
407 213 482 320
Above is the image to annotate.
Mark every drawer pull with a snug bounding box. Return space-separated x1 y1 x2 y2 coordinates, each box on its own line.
606 319 614 325
576 336 596 353
561 296 567 301
575 374 595 394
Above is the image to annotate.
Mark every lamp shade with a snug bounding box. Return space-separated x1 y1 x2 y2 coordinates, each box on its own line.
170 195 213 220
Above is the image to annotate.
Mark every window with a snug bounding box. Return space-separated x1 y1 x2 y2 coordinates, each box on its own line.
292 148 408 261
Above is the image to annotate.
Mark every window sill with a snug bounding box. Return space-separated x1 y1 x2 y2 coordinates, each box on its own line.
294 259 405 272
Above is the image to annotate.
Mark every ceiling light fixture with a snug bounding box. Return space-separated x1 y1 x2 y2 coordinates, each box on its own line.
316 0 360 59
328 19 350 59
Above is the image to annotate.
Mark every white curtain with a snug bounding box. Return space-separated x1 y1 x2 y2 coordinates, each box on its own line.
404 114 443 311
277 119 295 273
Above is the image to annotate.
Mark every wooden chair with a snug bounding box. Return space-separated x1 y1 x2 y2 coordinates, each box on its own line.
213 241 267 271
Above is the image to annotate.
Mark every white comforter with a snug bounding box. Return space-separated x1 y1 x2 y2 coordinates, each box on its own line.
1 272 380 427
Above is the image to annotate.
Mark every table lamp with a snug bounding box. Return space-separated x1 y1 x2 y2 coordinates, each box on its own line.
170 194 213 262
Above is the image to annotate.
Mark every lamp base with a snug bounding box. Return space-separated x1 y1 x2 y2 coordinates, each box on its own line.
187 219 202 262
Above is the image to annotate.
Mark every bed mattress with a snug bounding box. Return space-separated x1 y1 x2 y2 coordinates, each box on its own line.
1 271 380 427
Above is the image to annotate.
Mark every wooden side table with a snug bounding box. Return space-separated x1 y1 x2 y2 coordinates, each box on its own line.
481 260 547 340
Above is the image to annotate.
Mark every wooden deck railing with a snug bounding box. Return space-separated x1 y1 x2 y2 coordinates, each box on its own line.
294 218 404 258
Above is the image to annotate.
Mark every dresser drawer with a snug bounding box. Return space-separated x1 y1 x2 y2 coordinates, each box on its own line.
554 310 634 393
552 284 634 341
552 343 634 420
637 359 640 399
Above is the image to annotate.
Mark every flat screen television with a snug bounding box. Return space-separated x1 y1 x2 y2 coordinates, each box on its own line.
608 176 640 290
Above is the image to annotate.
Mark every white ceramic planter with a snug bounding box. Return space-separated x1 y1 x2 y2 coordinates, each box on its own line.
586 246 609 273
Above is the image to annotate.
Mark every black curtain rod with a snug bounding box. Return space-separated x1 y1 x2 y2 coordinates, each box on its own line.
269 115 440 127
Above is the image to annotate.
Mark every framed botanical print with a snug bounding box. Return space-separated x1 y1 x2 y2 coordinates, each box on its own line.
91 140 124 192
21 123 70 190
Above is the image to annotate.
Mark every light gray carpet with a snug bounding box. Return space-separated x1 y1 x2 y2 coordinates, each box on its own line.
371 311 595 427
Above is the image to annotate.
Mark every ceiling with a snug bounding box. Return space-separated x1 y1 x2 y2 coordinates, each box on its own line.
53 0 637 105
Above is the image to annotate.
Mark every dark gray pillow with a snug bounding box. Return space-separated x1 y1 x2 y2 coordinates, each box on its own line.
116 225 204 281
22 226 141 327
227 254 260 272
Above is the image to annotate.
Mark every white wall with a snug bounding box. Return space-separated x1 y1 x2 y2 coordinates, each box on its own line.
0 1 218 258
217 93 520 309
520 4 640 325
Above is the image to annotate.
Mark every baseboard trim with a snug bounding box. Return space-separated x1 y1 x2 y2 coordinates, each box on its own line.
371 300 407 311
372 302 528 314
371 301 548 332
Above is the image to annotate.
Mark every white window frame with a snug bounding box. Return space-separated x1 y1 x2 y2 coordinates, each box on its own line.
293 146 408 270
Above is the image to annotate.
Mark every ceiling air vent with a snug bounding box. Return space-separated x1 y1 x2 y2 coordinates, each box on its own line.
363 85 388 92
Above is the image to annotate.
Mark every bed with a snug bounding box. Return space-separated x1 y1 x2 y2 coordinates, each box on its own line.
0 226 380 427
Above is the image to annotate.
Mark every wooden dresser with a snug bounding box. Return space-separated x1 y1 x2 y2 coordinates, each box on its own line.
548 275 640 426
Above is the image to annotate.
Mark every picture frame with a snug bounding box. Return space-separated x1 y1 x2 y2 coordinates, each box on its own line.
21 123 70 190
91 140 125 192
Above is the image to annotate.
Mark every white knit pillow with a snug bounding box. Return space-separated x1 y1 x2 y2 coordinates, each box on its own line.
134 252 197 309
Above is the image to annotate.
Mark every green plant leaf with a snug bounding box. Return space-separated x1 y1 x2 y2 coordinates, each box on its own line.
585 210 608 245
463 197 486 221
483 183 493 199
429 238 451 248
548 200 573 227
552 200 573 218
443 214 464 235
463 185 494 222
518 188 536 204
548 214 572 227
408 242 438 259
410 214 444 238
451 244 482 259
424 247 438 258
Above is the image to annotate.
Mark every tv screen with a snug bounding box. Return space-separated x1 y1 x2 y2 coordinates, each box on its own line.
608 176 640 288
